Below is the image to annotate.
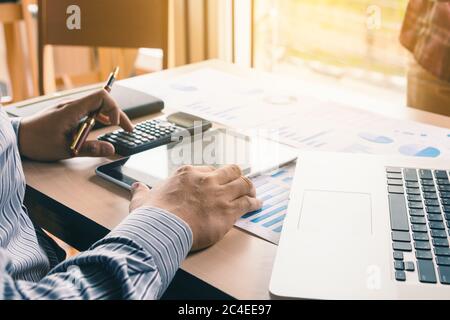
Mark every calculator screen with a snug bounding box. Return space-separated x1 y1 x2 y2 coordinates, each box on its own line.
112 129 298 187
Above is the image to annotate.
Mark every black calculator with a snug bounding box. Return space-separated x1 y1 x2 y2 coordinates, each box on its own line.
98 112 212 156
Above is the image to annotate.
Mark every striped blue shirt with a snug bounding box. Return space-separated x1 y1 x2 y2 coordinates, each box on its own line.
0 108 192 299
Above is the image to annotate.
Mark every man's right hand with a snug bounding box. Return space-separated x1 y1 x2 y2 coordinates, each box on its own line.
130 165 263 251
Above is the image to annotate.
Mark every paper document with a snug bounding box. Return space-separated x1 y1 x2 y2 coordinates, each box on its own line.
238 163 296 244
121 68 450 160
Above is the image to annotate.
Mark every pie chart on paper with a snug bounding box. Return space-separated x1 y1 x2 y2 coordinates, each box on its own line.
398 144 441 158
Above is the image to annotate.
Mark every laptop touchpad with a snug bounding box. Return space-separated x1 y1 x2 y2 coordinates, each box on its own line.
298 191 372 236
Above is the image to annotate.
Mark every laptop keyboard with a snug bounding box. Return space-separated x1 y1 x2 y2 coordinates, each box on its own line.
386 167 450 285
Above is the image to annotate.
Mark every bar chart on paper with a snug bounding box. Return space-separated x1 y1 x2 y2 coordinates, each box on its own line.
235 163 296 244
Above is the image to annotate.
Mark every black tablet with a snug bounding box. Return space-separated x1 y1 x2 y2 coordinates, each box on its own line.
96 129 298 189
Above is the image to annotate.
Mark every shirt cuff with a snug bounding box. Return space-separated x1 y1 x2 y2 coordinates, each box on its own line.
10 117 21 141
107 207 193 289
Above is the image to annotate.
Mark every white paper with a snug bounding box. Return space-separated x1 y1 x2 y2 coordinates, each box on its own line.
121 68 449 161
239 164 296 244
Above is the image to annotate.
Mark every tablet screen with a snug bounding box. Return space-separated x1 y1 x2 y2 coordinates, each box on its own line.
105 129 298 187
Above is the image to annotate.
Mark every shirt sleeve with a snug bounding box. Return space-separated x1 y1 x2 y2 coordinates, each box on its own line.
0 207 193 300
9 118 21 142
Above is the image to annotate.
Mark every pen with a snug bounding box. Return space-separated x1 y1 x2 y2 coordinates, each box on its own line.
70 67 120 156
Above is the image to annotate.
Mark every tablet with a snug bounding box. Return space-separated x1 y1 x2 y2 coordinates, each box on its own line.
96 129 298 189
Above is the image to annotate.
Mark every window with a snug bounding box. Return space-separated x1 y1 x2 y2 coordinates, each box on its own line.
253 0 409 89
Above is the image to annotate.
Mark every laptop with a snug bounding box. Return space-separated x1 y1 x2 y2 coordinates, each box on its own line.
270 151 450 299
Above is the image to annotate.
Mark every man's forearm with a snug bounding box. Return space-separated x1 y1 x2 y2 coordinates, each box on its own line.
1 207 192 300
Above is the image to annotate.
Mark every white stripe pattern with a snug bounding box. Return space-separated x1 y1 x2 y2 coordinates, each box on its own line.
0 109 192 300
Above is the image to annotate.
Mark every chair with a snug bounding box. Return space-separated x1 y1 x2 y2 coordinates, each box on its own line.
1 0 38 102
37 0 169 95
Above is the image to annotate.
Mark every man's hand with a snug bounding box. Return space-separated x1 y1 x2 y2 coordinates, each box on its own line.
130 165 263 251
19 90 133 161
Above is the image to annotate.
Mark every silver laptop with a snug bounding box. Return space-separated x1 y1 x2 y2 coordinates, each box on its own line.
270 151 450 299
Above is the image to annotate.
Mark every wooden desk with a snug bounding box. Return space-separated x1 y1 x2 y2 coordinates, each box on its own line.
21 60 450 300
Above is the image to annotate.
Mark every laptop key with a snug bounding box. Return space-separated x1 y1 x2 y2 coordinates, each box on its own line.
415 241 431 250
412 224 427 233
423 192 438 200
392 231 411 242
413 233 429 241
436 257 450 266
410 216 426 224
425 199 440 207
437 179 450 186
421 180 435 186
440 192 450 199
408 202 423 209
388 186 404 194
417 259 437 283
393 242 412 252
427 214 443 222
405 261 415 272
431 229 447 238
434 247 450 256
406 188 421 195
404 169 418 182
442 199 450 205
393 251 404 260
439 186 450 192
395 271 406 282
416 250 433 260
432 238 449 247
388 179 403 186
444 205 450 212
394 261 405 271
438 266 450 284
419 169 433 180
406 181 420 188
388 194 409 232
410 209 425 217
387 173 403 180
429 221 445 230
407 194 422 202
386 167 402 174
426 206 442 214
423 186 437 192
435 170 449 180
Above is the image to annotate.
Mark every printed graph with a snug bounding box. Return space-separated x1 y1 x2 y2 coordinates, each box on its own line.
235 163 296 244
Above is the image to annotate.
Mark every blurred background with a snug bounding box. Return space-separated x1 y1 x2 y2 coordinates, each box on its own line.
0 0 409 105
